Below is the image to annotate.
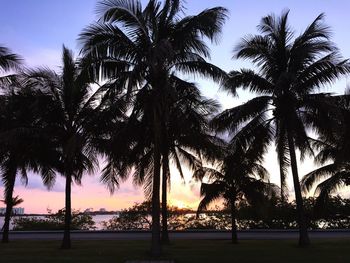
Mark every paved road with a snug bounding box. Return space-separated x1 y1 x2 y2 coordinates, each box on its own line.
1 230 350 241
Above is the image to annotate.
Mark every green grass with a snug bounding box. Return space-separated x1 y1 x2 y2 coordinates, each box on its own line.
0 239 349 263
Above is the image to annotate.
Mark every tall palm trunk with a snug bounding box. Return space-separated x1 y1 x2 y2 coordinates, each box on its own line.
230 198 238 244
151 108 162 257
61 174 72 249
1 173 15 243
287 133 310 247
161 154 169 244
279 163 286 203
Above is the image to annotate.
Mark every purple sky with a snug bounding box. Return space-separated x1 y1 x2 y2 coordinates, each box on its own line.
1 0 350 213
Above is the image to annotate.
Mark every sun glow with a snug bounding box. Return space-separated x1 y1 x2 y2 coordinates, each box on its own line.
169 200 190 209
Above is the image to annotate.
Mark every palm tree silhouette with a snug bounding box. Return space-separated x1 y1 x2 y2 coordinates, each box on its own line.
22 46 99 249
1 195 24 207
302 90 350 205
79 0 228 255
159 80 222 243
194 140 276 244
0 90 56 243
94 76 222 244
0 45 22 85
212 11 350 247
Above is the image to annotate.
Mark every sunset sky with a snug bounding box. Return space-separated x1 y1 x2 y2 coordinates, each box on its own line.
1 0 350 214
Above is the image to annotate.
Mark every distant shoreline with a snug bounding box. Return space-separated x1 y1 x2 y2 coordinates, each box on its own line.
0 209 202 217
0 212 120 217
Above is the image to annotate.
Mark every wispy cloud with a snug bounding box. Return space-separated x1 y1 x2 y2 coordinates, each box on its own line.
13 173 65 193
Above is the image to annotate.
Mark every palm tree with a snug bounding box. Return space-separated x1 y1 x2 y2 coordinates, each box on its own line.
0 45 22 85
94 76 222 244
0 46 23 242
79 0 228 255
1 195 24 207
194 140 276 244
0 90 57 243
22 46 99 249
159 79 222 243
301 91 350 205
211 11 350 247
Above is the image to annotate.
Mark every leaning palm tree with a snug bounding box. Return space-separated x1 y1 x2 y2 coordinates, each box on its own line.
0 90 57 243
194 140 276 244
212 11 350 246
302 91 350 205
79 0 228 255
0 45 22 85
22 46 99 249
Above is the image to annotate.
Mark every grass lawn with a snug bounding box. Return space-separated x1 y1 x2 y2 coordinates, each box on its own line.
0 239 349 263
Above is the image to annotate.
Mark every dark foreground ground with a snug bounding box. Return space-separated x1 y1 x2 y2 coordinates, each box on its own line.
3 229 350 240
0 239 349 263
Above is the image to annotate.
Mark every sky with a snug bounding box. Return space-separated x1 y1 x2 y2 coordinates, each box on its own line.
1 0 350 213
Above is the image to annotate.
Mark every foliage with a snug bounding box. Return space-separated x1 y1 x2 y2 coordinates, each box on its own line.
102 202 152 230
0 45 22 85
301 91 350 204
0 195 24 207
102 197 350 230
211 10 350 245
194 141 277 214
79 0 228 192
2 2 350 254
0 88 58 243
12 209 95 231
22 46 100 248
80 0 228 253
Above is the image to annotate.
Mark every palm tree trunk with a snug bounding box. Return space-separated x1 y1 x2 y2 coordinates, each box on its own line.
151 109 162 257
161 154 170 244
287 133 310 247
61 174 72 249
1 174 15 243
230 199 238 244
279 164 286 203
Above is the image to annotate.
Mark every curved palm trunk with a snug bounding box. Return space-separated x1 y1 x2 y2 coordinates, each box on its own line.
287 133 310 247
151 109 162 257
230 198 238 244
1 174 15 243
161 154 170 244
61 174 72 249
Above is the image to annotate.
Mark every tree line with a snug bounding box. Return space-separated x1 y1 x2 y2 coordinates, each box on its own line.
101 197 350 231
11 196 350 231
1 0 350 257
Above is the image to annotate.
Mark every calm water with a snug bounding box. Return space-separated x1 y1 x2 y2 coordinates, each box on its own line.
0 214 117 230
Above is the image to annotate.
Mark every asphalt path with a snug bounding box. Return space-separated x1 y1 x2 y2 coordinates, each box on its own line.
1 230 350 241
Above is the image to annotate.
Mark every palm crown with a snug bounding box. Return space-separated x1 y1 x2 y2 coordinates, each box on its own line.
302 90 350 205
0 46 22 85
0 88 57 242
194 140 276 243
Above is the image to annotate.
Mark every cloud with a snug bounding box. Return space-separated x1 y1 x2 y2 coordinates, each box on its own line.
14 173 65 193
114 184 142 196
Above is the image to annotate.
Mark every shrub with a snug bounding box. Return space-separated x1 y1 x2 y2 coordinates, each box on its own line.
12 209 96 230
